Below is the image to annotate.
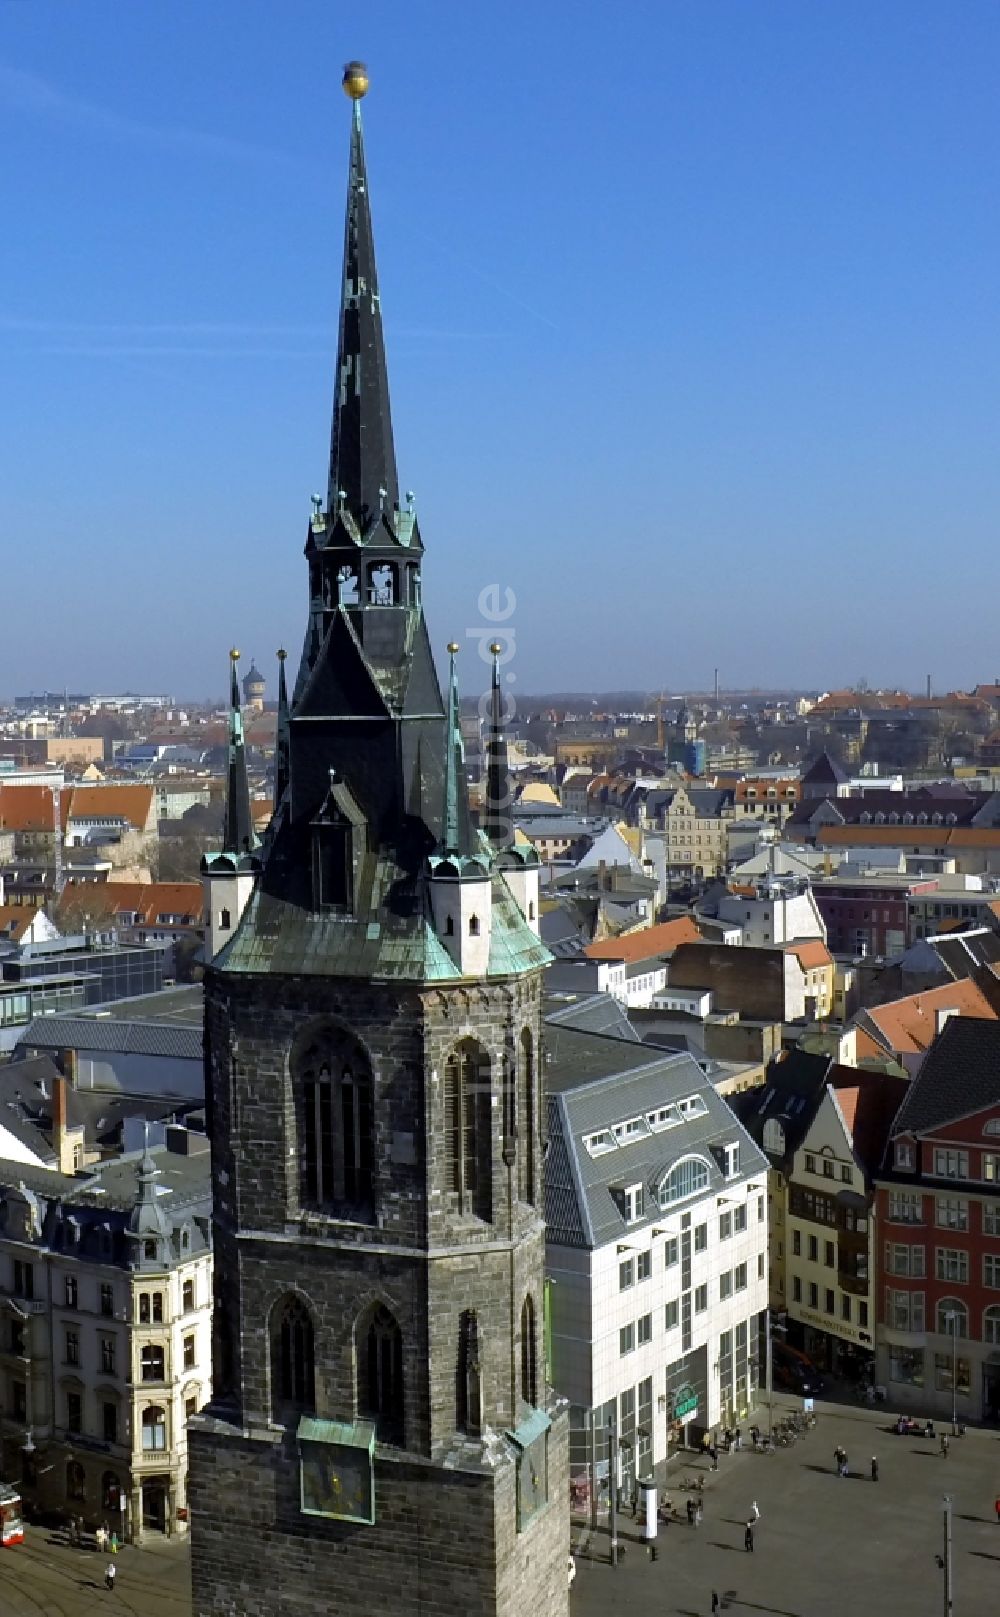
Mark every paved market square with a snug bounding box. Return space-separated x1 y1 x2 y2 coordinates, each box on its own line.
2 1397 999 1616
571 1397 1000 1617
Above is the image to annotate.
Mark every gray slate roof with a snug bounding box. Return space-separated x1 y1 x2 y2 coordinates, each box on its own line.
891 1017 1000 1137
18 1015 202 1061
543 1014 767 1249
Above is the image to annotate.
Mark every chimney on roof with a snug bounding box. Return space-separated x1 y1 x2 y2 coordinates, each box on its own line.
53 1074 75 1174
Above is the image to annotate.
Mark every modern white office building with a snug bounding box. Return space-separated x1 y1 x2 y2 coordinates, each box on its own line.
543 997 770 1495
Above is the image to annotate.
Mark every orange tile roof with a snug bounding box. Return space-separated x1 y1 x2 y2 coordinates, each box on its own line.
66 785 154 830
0 906 37 941
59 880 203 928
861 978 997 1056
0 784 70 833
584 916 702 963
787 939 834 970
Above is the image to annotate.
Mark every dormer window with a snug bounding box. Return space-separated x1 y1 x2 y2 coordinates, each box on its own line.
895 1141 914 1170
724 1142 740 1178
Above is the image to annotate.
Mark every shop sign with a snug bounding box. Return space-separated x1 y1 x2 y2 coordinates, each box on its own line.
672 1383 698 1420
794 1305 872 1349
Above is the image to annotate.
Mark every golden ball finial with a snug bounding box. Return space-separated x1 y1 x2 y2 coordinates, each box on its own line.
230 647 241 662
447 641 460 656
489 641 503 657
342 60 369 101
276 647 287 662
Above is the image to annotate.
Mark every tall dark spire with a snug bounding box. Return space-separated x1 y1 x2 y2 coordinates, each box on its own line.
442 642 462 854
273 648 290 812
483 641 512 847
222 650 256 856
326 94 399 529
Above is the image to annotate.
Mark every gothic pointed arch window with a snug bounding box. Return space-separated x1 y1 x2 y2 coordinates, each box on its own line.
293 1022 374 1217
443 1038 493 1222
518 1027 535 1206
457 1309 482 1437
520 1294 537 1408
357 1303 403 1445
270 1294 315 1420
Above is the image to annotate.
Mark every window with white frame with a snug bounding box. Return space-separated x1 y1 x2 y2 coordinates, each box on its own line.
984 1203 1000 1236
984 1254 1000 1290
936 1299 967 1337
624 1184 645 1224
885 1288 924 1332
719 1271 732 1300
933 1149 969 1180
723 1142 740 1178
619 1323 635 1356
884 1242 925 1277
983 1153 1000 1182
637 1249 652 1282
619 1258 634 1291
733 1204 747 1233
734 1262 748 1291
637 1313 652 1345
935 1248 969 1284
894 1142 914 1170
985 1305 1000 1344
694 1284 707 1312
658 1157 710 1208
887 1192 922 1224
665 1300 679 1330
936 1197 969 1231
719 1212 732 1241
663 1237 678 1268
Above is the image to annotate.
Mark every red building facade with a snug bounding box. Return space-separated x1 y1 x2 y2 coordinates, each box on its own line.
874 1018 1000 1422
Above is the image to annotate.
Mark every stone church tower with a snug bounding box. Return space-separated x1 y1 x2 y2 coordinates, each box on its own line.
188 64 569 1617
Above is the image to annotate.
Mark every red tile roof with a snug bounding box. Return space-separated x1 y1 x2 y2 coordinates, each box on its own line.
584 916 702 963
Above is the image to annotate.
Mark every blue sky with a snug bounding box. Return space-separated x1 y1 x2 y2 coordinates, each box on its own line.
3 1 1000 701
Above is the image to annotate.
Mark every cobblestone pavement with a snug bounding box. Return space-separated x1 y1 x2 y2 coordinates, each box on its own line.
0 1527 191 1617
571 1398 1000 1617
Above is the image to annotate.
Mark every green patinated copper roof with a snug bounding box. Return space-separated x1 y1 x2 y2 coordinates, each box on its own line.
215 840 549 985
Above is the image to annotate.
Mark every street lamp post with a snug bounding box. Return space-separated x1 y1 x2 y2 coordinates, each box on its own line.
942 1494 953 1617
607 1414 619 1568
945 1311 958 1436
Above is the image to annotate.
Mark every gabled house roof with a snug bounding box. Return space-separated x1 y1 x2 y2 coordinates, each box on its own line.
889 1016 1000 1138
855 977 997 1059
583 916 702 964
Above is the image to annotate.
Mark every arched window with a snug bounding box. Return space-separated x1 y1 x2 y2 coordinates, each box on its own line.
519 1028 535 1206
443 1039 492 1222
983 1119 1000 1137
658 1156 711 1208
937 1299 968 1338
984 1306 1000 1346
762 1118 785 1155
520 1294 537 1407
141 1406 167 1451
102 1471 122 1511
358 1304 403 1445
66 1460 86 1501
271 1294 315 1419
294 1024 374 1215
457 1309 482 1437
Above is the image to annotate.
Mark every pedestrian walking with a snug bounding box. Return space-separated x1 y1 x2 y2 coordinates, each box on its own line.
994 1494 1000 1524
871 1456 879 1483
695 1501 703 1528
735 1426 742 1451
744 1521 754 1553
711 1593 720 1616
95 1525 107 1553
751 1500 760 1521
751 1425 759 1450
941 1434 950 1459
105 1562 116 1592
833 1446 843 1475
687 1498 695 1526
110 1529 119 1555
841 1452 849 1479
710 1444 719 1472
